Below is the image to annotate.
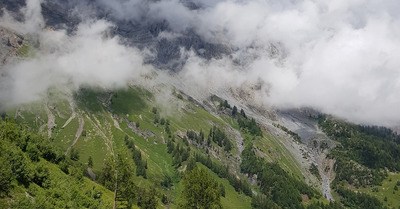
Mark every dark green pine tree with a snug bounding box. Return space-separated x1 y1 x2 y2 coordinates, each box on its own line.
180 168 222 209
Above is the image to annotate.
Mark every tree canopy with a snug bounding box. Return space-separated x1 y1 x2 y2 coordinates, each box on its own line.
180 168 222 209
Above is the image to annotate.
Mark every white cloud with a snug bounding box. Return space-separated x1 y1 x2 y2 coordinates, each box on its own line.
0 0 150 108
174 0 400 126
2 0 400 126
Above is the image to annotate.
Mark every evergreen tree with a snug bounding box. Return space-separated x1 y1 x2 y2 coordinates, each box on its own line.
88 156 93 168
165 124 171 137
220 183 225 197
167 140 174 154
0 155 13 195
152 107 157 114
222 100 230 109
186 157 197 171
232 106 238 115
161 174 173 188
99 155 115 191
70 148 80 161
137 187 157 209
117 152 136 208
240 109 247 118
251 195 280 209
180 168 222 209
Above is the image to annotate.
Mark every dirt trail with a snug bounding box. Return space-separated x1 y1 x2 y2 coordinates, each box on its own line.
321 158 335 200
44 104 56 138
85 114 114 155
15 107 25 120
62 112 76 128
65 114 84 155
225 125 244 163
232 127 244 153
111 114 135 143
112 117 123 132
62 98 76 128
87 167 96 180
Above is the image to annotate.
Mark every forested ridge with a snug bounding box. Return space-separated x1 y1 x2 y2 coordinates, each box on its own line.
2 87 400 209
318 116 400 209
319 116 400 186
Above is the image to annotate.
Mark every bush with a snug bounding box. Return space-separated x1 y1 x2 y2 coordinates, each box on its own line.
0 156 14 195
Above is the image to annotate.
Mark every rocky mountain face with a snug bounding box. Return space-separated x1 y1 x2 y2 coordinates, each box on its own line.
0 27 26 64
3 2 400 209
1 0 231 71
276 109 336 200
0 0 336 198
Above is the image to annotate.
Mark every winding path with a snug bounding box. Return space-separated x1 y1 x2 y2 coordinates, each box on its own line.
65 114 84 155
61 99 76 128
44 103 56 138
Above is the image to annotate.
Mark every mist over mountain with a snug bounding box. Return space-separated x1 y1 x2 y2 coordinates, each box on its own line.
2 1 400 209
1 0 400 126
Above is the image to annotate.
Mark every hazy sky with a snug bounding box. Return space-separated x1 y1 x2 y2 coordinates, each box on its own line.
1 0 400 126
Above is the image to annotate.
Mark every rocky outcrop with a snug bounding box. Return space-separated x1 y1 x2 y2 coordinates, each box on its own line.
2 0 232 70
0 26 25 64
1 0 234 71
276 109 336 200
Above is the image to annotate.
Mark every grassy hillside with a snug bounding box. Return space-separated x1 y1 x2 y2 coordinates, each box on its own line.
0 118 114 209
356 172 400 208
3 85 337 208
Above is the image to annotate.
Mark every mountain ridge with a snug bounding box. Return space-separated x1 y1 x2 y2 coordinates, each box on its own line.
1 1 400 208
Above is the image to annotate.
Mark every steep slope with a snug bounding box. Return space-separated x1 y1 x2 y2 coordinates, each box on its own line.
4 84 254 208
276 109 336 200
3 77 330 208
0 118 115 209
1 1 399 208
